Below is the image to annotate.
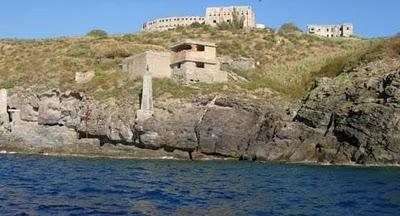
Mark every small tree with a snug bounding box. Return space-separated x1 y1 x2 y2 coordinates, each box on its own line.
217 8 245 30
86 29 108 38
278 23 302 34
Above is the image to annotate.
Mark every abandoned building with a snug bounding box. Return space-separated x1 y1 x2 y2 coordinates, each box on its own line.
170 39 227 83
307 23 353 38
122 51 171 78
205 6 256 28
141 5 257 31
122 39 228 84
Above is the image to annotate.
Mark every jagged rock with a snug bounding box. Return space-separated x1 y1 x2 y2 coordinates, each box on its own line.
38 90 62 125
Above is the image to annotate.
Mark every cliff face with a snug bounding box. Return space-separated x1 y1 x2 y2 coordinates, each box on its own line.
1 54 400 165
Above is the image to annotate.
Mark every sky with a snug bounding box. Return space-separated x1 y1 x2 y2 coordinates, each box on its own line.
0 0 399 39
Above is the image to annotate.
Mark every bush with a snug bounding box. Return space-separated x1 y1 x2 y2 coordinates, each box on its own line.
278 23 302 34
217 9 245 30
86 29 108 38
190 22 204 28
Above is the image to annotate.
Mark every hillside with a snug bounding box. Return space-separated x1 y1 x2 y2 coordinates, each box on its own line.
0 25 386 101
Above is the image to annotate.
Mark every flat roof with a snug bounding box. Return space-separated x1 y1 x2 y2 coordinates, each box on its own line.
170 39 216 49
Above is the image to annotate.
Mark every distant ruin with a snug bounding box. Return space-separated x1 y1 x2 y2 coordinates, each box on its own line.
122 39 228 84
141 5 257 32
307 23 353 38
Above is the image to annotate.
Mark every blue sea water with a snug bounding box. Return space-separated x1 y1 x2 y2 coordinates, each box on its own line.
0 154 399 216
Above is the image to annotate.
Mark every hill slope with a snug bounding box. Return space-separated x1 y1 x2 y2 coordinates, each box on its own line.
0 25 374 101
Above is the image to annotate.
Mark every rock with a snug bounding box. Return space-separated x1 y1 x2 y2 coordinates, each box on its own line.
220 57 256 71
38 90 61 125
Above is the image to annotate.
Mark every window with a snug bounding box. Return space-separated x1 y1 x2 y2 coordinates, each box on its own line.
177 63 181 69
213 20 217 23
327 28 329 32
197 45 205 51
347 27 350 30
196 62 205 68
227 19 231 23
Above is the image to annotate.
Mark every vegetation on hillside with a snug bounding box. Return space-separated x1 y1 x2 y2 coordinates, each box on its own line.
86 29 108 38
1 24 396 102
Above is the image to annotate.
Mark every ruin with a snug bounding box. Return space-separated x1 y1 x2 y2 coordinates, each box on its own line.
136 66 154 122
170 39 227 83
122 39 228 84
307 23 353 38
141 5 257 31
122 51 171 78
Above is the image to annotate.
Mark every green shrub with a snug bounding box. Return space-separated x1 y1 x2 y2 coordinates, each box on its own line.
94 68 105 77
278 23 302 34
86 29 108 38
217 8 245 30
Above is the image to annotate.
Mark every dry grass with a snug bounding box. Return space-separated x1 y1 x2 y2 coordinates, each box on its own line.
0 25 383 101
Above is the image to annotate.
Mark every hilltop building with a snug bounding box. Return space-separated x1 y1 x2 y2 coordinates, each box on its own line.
141 6 257 31
122 39 228 84
307 23 353 38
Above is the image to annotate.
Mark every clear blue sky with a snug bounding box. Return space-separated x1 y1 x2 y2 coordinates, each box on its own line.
0 0 399 39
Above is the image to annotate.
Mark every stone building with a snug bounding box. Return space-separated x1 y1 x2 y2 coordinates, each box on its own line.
141 5 256 31
122 39 228 84
122 51 171 78
170 39 228 83
307 23 353 38
141 16 205 32
205 6 256 28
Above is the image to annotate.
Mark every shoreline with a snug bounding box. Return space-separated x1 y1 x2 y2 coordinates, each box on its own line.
1 149 399 168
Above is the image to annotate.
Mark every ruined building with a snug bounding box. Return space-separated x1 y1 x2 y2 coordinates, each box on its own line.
122 39 228 84
141 5 256 31
307 23 353 38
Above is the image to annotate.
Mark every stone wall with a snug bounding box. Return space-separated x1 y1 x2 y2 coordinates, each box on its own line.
172 62 227 84
205 6 256 28
307 23 353 38
123 51 171 78
141 16 205 32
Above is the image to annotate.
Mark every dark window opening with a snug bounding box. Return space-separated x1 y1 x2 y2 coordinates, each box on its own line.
213 20 217 23
196 62 205 68
197 45 205 51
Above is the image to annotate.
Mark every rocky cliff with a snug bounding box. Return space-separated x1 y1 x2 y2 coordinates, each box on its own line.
1 38 400 165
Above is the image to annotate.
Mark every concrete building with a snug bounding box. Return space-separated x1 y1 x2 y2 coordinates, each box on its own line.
141 16 205 32
122 39 228 84
122 51 171 78
205 6 256 28
307 23 353 38
141 5 256 31
170 39 228 83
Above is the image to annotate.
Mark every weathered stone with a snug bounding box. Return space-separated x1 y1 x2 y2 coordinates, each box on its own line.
136 67 153 122
38 90 61 125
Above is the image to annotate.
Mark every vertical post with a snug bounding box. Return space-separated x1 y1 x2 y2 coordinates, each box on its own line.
141 65 153 111
136 65 154 122
0 89 7 115
85 102 92 139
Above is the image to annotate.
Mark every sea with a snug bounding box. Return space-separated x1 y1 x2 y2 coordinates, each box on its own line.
0 154 399 216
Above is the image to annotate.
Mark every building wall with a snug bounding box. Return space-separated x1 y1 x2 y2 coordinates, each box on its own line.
141 16 205 31
205 6 256 28
171 61 227 84
123 51 171 78
307 23 353 38
171 44 217 65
